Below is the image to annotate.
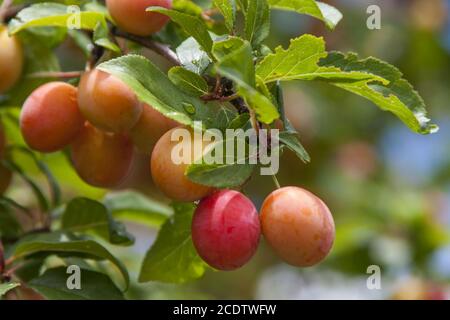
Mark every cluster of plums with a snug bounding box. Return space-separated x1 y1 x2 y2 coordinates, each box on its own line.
5 0 336 270
192 187 335 270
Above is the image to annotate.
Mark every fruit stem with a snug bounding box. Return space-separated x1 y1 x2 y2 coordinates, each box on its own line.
271 173 281 189
112 28 181 66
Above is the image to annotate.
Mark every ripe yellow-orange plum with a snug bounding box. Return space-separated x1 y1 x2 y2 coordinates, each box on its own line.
0 26 23 93
260 186 335 267
20 82 84 153
150 127 214 202
71 122 134 188
106 0 172 36
77 69 142 133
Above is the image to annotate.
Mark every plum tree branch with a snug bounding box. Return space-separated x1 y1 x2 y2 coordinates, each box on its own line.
112 28 180 66
0 0 13 23
27 71 83 79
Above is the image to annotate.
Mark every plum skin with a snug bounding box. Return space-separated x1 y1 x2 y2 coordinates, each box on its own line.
71 122 134 188
0 26 23 93
77 69 142 133
106 0 172 36
260 186 335 267
20 82 84 153
130 104 179 154
150 127 214 202
192 190 261 270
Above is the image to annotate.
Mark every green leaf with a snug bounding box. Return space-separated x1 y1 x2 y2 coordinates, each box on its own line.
0 283 20 297
176 37 211 74
9 3 106 35
61 198 135 246
227 113 251 129
279 131 310 163
256 34 330 83
139 203 207 283
212 36 245 60
268 0 342 29
93 20 120 53
168 66 209 97
2 159 49 213
11 232 129 290
29 267 124 300
256 35 437 134
215 41 279 123
186 135 256 188
319 52 438 135
104 191 173 228
244 0 270 47
147 7 214 59
213 0 236 32
0 203 23 238
187 162 255 188
173 0 204 16
10 146 61 207
98 55 236 130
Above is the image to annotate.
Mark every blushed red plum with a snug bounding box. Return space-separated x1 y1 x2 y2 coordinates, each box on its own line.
20 82 84 152
77 69 142 133
106 0 172 36
71 122 134 188
260 186 335 267
192 190 261 270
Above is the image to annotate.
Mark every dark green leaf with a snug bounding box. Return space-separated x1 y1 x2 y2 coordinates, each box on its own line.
61 198 135 246
11 232 129 290
29 267 124 300
168 66 209 97
139 203 207 283
244 0 270 47
104 191 173 228
213 0 236 32
279 131 310 163
186 136 256 188
148 7 214 58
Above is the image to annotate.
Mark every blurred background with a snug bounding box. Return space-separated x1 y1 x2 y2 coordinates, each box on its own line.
3 0 450 300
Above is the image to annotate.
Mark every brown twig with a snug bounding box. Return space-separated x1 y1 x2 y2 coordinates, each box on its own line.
112 28 180 66
27 71 83 79
0 3 24 23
